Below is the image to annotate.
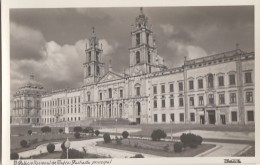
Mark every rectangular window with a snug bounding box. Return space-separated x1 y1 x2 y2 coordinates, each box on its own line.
153 86 157 94
180 113 184 122
161 84 165 94
209 94 214 105
199 95 204 105
136 33 140 45
231 111 237 122
247 111 254 122
136 87 140 96
179 98 184 107
179 82 183 91
120 89 123 98
218 76 224 86
161 99 165 108
100 93 102 100
230 93 236 104
189 97 194 106
246 91 253 103
198 79 203 89
170 113 174 122
189 80 194 90
162 114 166 122
169 83 174 92
88 94 90 102
154 114 158 122
190 113 195 122
170 98 174 107
153 99 157 108
219 94 225 104
229 74 236 85
245 72 252 83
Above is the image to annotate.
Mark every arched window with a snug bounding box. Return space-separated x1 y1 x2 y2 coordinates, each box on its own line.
136 102 141 116
119 103 123 118
96 52 99 62
108 88 112 98
97 66 100 75
89 52 91 61
136 51 140 64
88 66 91 76
208 74 214 88
148 51 151 63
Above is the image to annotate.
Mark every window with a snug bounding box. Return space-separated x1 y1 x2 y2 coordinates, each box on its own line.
170 113 175 122
189 80 194 90
89 52 91 61
208 74 214 88
99 93 102 100
179 82 183 91
161 84 165 93
148 51 151 63
245 72 252 83
120 89 123 98
198 79 203 89
154 114 158 122
146 33 149 44
229 74 236 85
136 51 140 64
136 33 140 46
136 87 140 96
87 93 91 101
153 86 157 94
247 111 254 121
153 99 157 108
231 111 237 122
209 94 214 105
190 113 195 122
180 113 184 122
218 76 224 86
219 94 225 104
161 98 165 108
179 98 184 107
169 83 174 92
230 93 236 104
88 66 91 76
96 66 100 75
109 88 112 98
170 98 174 107
246 91 253 103
189 97 194 106
96 52 99 62
162 114 166 122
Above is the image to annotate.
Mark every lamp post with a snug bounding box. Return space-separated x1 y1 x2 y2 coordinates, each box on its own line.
64 138 70 159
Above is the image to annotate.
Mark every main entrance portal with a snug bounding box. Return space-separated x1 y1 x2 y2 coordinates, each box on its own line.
208 110 216 124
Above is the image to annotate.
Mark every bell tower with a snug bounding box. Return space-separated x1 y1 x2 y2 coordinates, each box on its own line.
83 27 105 85
129 8 165 76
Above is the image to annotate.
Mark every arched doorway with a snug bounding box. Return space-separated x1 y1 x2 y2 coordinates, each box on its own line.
119 103 123 118
136 102 141 124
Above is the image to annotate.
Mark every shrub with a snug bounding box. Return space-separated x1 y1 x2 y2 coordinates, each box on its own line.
73 126 83 133
41 126 51 133
60 149 84 159
27 130 32 135
151 129 167 141
61 141 66 151
20 140 28 148
163 144 169 152
130 154 144 158
122 131 129 139
47 143 55 153
59 128 63 134
83 127 94 133
180 133 202 148
174 142 183 153
103 133 111 143
10 152 19 160
94 130 100 136
74 132 81 139
115 136 122 145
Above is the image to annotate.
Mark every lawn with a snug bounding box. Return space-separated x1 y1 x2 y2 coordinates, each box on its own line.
96 138 216 157
240 146 255 157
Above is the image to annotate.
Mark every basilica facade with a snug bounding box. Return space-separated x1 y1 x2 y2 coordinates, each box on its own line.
11 8 255 125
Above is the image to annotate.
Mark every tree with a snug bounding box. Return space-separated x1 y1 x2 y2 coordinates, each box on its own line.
27 130 32 135
151 129 166 141
94 130 100 136
20 140 28 148
74 132 81 139
174 142 183 153
10 152 19 160
103 133 111 143
41 126 51 133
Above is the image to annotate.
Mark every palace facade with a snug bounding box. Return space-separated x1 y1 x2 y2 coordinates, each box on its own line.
11 8 255 125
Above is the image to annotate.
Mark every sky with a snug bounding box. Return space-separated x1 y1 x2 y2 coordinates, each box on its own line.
10 6 254 96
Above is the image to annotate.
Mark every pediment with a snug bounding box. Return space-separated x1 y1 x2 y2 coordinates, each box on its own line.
98 71 123 83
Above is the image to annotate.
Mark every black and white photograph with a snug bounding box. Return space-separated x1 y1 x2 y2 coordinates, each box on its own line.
1 1 259 164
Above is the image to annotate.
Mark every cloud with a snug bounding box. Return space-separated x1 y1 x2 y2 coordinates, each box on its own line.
167 40 207 60
160 24 175 35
